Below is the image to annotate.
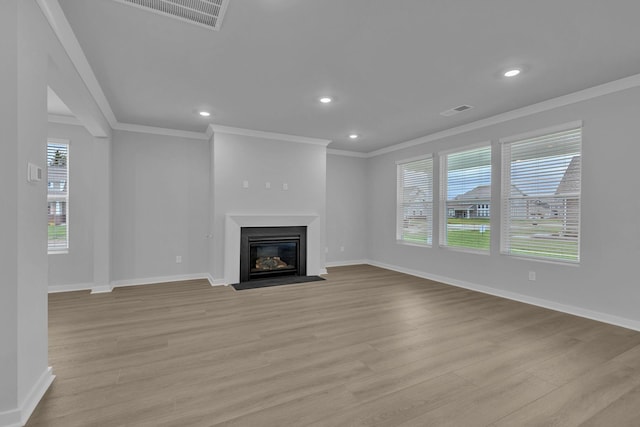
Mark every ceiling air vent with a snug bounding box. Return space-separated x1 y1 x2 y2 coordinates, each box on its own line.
440 104 474 117
113 0 230 31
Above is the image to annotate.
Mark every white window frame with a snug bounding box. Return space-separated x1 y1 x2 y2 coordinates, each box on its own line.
396 154 433 247
439 142 492 254
499 121 582 264
47 139 69 254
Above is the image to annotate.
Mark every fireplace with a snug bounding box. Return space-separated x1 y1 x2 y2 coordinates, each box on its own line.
240 226 307 283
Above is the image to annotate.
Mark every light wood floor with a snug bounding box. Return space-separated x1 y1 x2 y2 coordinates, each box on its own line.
28 265 640 426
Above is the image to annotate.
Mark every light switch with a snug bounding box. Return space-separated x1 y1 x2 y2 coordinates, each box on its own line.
242 180 249 189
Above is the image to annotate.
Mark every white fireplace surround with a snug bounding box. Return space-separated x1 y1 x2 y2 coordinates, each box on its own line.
224 213 322 284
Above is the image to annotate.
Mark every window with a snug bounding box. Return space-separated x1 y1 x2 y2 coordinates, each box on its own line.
47 141 69 253
397 156 433 245
440 144 492 251
501 123 582 262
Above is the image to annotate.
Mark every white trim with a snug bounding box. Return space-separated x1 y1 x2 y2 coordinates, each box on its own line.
437 139 492 156
113 122 209 140
364 259 640 332
209 277 228 286
325 260 368 268
48 282 93 293
368 74 640 158
109 273 215 289
326 149 368 158
396 153 433 165
0 367 56 427
36 0 117 128
90 284 113 294
208 124 332 146
499 120 583 144
48 114 83 126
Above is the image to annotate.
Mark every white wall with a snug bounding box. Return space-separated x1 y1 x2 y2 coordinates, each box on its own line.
326 154 368 264
47 122 95 289
0 0 20 414
0 0 53 423
211 132 327 282
111 130 210 283
367 86 640 327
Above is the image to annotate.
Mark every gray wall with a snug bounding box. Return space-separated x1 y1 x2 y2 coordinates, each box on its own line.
366 86 640 325
111 130 210 282
47 123 95 288
211 132 327 281
326 154 368 264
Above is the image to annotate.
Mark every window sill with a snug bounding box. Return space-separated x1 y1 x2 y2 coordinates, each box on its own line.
48 250 68 255
396 240 432 249
439 246 490 256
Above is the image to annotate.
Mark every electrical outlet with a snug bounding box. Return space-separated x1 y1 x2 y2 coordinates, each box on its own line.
242 180 249 189
265 182 271 189
176 256 182 264
340 246 345 252
528 271 536 281
282 183 288 191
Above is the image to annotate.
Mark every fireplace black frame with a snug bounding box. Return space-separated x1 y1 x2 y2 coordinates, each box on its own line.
240 226 307 283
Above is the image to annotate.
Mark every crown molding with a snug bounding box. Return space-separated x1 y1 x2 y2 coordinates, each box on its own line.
48 114 83 126
208 124 332 147
37 0 118 128
113 122 209 140
368 73 640 158
327 148 369 158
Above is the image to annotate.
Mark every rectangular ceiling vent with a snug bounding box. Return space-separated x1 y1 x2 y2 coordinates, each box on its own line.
440 104 474 117
113 0 230 31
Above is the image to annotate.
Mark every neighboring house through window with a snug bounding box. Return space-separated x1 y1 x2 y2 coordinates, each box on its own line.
48 140 69 253
500 122 582 263
397 155 433 246
440 144 492 251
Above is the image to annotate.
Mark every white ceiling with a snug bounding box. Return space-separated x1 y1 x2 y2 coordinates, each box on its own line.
57 0 640 152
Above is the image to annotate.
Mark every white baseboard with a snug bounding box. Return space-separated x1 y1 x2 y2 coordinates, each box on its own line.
325 260 369 268
366 259 640 332
48 282 93 293
209 276 228 286
0 367 55 427
90 284 113 294
110 273 214 289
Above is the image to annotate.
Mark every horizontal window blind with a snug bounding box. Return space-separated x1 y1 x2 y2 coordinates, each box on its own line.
501 127 581 262
440 145 492 251
397 156 433 246
47 142 69 252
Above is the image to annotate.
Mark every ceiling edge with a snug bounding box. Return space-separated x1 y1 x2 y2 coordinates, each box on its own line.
369 72 640 158
48 114 83 127
327 149 368 158
113 122 209 140
208 124 332 147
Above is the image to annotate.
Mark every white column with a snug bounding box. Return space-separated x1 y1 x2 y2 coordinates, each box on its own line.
92 136 112 293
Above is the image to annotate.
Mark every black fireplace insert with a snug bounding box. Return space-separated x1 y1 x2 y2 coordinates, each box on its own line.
240 226 307 283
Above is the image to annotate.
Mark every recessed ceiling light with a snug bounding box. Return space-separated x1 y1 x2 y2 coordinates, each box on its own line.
319 97 333 104
504 68 521 77
199 111 211 117
348 134 359 140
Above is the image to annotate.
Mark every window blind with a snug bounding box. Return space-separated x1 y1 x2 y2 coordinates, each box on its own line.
47 142 69 252
501 126 581 262
397 156 433 245
440 145 492 251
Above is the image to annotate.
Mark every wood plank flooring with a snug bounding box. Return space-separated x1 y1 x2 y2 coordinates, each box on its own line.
27 265 640 426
